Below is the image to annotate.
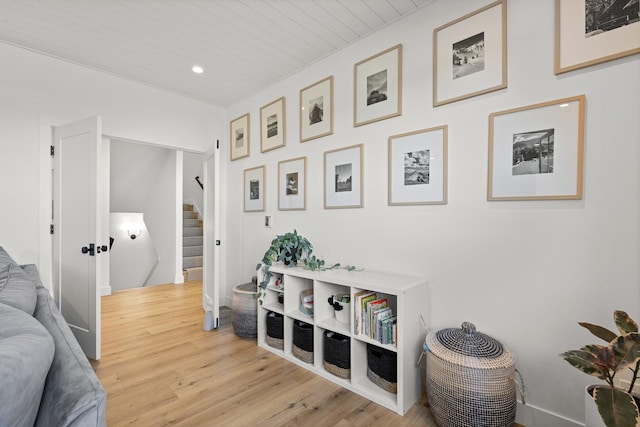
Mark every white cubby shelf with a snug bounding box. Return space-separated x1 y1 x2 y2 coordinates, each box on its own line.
257 264 428 415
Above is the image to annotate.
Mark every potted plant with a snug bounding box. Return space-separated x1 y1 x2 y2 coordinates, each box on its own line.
562 310 639 427
255 230 359 300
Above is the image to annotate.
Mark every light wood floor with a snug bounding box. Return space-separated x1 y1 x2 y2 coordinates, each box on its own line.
91 282 521 426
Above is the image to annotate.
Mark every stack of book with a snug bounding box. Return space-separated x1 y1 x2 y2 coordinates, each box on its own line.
353 290 396 345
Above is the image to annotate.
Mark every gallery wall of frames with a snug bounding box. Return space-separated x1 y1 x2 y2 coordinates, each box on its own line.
232 0 636 212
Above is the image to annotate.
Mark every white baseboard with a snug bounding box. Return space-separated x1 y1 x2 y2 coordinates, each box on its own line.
174 273 185 284
101 285 112 296
516 401 583 427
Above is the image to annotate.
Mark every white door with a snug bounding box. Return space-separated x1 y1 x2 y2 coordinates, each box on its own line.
202 141 220 327
52 116 103 360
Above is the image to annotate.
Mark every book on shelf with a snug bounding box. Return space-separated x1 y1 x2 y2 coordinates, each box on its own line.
354 291 376 335
366 298 388 337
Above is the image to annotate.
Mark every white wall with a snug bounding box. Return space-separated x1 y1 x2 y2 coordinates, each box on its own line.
223 0 640 425
110 141 179 286
0 41 225 285
184 151 204 215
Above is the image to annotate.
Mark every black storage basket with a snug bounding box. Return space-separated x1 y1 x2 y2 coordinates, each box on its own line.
367 344 397 393
266 311 284 339
266 311 284 350
292 321 314 363
323 331 351 379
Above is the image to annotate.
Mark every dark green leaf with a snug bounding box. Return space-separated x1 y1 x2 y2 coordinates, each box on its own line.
594 386 640 427
581 322 618 343
615 311 639 335
597 347 618 371
562 350 610 379
610 333 640 372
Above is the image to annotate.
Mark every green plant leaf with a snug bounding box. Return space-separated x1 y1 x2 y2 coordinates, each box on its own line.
610 333 640 373
615 311 639 335
597 347 618 371
562 349 610 379
581 322 618 343
594 386 640 427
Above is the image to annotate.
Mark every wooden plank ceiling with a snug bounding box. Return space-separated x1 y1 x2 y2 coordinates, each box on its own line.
0 0 433 106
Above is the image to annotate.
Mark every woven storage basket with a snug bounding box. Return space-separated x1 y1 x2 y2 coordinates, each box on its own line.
231 282 257 338
367 344 397 394
426 321 516 427
266 311 284 350
323 331 350 379
292 320 314 363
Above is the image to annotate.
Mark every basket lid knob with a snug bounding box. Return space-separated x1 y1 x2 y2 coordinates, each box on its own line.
461 321 476 335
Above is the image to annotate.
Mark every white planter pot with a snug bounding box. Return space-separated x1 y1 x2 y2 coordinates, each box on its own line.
585 385 606 427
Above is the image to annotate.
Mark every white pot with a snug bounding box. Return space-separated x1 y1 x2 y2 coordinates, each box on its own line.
585 385 606 427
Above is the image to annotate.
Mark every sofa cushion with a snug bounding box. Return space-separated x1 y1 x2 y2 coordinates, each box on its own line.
34 287 106 427
21 263 47 289
0 302 55 427
0 245 19 267
0 262 37 315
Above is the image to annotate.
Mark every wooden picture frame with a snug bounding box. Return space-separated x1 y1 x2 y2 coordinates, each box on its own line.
324 144 363 209
354 45 402 127
555 0 640 74
244 165 265 212
388 126 448 206
300 76 334 142
433 0 507 107
488 95 585 201
260 97 286 153
278 157 307 211
230 113 250 161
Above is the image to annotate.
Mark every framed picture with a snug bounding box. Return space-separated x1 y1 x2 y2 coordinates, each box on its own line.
229 113 250 161
244 165 265 212
324 144 363 209
555 0 640 74
354 44 402 127
388 125 448 205
300 76 334 142
260 97 286 152
278 157 307 211
488 95 585 201
433 0 507 107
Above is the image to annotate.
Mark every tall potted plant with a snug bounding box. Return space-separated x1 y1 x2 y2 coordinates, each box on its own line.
562 310 640 427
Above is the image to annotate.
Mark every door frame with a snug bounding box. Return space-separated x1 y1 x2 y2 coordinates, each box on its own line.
202 141 220 327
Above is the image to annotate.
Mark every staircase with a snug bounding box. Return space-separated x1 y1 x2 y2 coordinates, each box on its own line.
183 204 203 281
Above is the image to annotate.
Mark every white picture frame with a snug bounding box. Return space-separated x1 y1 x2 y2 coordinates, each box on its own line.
388 126 448 206
260 97 286 153
278 157 307 211
230 113 250 161
244 165 265 212
324 144 363 209
488 95 585 201
300 76 334 142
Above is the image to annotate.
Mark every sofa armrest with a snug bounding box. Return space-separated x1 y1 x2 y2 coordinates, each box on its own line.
33 288 106 427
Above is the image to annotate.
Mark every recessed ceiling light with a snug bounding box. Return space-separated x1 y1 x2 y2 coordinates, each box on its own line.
192 65 204 74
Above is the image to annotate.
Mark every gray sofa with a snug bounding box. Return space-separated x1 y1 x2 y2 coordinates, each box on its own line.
0 246 106 427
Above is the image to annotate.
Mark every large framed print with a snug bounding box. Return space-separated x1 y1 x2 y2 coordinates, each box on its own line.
433 0 507 107
555 0 640 74
244 165 265 212
324 144 363 209
230 113 250 161
300 76 334 142
488 95 585 201
260 97 286 153
354 45 402 127
278 157 307 211
388 126 448 206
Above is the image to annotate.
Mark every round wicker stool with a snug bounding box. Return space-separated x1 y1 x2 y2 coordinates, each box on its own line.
426 321 517 427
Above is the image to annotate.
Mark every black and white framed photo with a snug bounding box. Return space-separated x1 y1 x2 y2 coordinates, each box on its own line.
555 0 640 75
354 45 402 127
388 126 448 205
324 144 363 209
244 165 265 212
260 97 286 153
230 113 250 161
433 0 507 107
488 95 585 201
278 156 306 211
300 76 333 142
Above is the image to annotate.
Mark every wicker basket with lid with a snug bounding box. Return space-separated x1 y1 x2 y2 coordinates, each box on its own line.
426 321 517 427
